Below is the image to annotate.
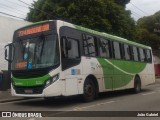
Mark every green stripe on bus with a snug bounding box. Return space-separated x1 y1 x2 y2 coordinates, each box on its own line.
97 58 146 89
12 74 51 87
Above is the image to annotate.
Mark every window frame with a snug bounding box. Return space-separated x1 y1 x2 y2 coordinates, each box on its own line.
59 26 82 71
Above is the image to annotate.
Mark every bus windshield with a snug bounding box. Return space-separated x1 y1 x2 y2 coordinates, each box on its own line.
12 34 59 70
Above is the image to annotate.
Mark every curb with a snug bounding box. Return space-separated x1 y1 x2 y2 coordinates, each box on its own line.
0 97 36 103
0 98 27 103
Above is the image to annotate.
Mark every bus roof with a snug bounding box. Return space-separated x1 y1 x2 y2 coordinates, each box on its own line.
15 20 49 31
71 24 151 49
16 20 151 49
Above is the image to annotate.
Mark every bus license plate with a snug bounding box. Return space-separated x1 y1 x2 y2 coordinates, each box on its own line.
24 89 33 94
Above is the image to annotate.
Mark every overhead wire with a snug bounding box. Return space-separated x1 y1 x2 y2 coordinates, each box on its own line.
0 3 26 17
5 0 30 8
0 0 32 21
126 1 150 21
130 10 142 18
130 2 148 15
0 7 26 18
5 0 37 20
0 11 26 20
17 0 61 20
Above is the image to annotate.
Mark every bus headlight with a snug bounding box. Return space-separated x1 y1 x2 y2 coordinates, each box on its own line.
45 74 59 88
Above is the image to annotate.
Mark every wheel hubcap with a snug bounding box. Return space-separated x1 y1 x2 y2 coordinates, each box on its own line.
85 84 93 97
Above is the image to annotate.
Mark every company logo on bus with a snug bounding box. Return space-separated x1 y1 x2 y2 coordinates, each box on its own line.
18 24 50 37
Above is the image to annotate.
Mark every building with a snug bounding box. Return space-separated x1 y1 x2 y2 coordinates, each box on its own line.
0 16 31 90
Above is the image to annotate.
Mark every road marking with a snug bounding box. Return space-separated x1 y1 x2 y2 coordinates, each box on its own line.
74 105 96 111
96 101 115 106
73 101 115 111
28 118 35 120
142 92 156 96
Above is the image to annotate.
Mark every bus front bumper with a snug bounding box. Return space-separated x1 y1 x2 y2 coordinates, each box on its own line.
11 81 62 97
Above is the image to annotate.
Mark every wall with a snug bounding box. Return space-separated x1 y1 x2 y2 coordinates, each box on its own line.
0 16 31 71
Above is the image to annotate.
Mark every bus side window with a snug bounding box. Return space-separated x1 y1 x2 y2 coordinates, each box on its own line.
113 41 121 59
124 44 131 60
139 48 145 62
146 49 152 63
61 36 80 70
99 38 110 58
143 49 147 62
61 37 80 59
120 43 125 60
83 34 96 57
67 38 80 59
132 46 139 61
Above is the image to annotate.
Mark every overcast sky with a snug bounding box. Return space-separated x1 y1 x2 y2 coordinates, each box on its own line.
0 0 160 21
0 0 35 20
126 0 160 20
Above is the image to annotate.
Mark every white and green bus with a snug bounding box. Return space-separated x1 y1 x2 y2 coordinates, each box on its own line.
5 20 155 102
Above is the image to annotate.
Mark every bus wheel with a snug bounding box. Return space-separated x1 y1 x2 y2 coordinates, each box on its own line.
133 76 141 93
83 78 96 102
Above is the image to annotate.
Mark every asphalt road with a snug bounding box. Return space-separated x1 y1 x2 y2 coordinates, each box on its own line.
0 82 160 120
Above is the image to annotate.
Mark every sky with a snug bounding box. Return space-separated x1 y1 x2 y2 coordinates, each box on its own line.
0 0 35 20
0 0 160 21
126 0 160 21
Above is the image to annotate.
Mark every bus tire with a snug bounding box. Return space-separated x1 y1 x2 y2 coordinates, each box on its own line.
133 76 141 93
83 78 96 102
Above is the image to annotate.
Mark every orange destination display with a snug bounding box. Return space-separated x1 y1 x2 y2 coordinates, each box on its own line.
16 61 27 69
18 24 50 37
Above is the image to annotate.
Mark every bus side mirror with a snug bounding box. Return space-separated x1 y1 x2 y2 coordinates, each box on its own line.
5 48 8 59
5 43 15 63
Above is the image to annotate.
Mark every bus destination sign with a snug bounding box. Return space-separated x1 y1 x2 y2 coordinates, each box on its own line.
18 24 50 37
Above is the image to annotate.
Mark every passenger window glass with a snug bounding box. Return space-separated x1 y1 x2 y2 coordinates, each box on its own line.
113 42 121 59
132 46 139 61
146 50 152 63
68 38 79 59
83 34 96 56
139 48 145 62
124 44 131 60
62 38 80 59
99 38 110 58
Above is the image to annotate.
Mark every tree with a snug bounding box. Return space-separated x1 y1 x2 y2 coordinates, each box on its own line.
27 0 135 40
136 11 160 49
114 0 130 6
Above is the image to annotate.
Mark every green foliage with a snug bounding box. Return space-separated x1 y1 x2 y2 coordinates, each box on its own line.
114 0 130 6
27 0 135 40
136 11 160 49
